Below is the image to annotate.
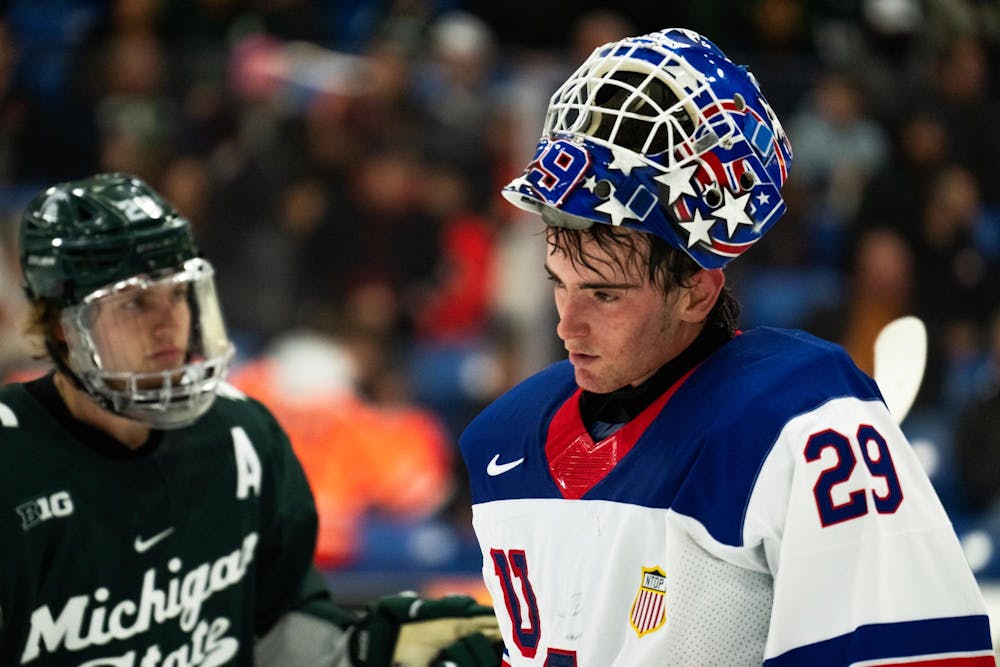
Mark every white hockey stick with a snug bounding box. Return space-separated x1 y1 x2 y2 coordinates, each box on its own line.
872 316 927 424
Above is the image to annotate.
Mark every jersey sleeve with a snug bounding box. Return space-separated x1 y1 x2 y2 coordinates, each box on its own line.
746 395 994 665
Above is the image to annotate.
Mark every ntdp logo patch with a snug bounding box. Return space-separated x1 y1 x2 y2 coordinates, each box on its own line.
629 566 667 637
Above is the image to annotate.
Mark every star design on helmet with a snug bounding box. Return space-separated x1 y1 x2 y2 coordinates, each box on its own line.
663 64 698 92
606 146 647 176
714 189 755 238
594 189 635 227
653 163 698 204
583 176 598 192
679 209 715 247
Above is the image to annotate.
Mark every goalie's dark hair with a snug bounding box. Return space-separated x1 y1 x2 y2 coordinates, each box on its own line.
546 223 740 334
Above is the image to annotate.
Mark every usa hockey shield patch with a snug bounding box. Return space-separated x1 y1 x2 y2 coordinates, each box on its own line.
629 567 667 637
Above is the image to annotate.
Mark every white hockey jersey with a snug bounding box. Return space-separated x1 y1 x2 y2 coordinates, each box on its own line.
460 327 994 666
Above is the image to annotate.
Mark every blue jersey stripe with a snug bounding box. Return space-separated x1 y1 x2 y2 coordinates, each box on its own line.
764 615 995 666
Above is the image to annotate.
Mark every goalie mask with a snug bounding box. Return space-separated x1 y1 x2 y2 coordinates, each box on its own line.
20 173 234 429
502 28 793 269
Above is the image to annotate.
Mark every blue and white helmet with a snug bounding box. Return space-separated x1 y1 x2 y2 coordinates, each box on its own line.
502 28 793 269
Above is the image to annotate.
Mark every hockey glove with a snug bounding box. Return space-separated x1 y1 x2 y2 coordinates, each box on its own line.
348 591 503 667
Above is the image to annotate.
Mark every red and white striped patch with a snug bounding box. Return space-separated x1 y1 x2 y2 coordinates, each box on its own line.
629 567 667 637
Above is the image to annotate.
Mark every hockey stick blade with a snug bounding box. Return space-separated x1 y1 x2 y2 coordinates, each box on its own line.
873 316 927 424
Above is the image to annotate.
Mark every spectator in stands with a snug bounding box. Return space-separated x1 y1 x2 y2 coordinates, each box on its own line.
910 165 1000 410
854 107 950 242
787 68 889 264
806 226 915 375
954 309 1000 514
229 329 455 569
418 11 500 210
919 34 1000 208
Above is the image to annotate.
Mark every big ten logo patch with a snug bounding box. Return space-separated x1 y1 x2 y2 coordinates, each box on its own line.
17 491 74 530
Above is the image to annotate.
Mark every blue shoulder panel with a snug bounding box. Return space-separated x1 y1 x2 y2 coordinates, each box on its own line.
460 361 578 503
460 328 884 547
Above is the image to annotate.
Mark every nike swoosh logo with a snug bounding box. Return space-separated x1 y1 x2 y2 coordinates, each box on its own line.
134 527 175 553
487 454 525 477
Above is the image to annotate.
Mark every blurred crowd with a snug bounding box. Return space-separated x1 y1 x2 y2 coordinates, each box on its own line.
2 0 1000 579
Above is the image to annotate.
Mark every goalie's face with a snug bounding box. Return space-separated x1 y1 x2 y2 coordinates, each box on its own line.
547 228 709 394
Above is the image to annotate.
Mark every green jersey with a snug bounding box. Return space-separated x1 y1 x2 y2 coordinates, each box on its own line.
0 374 330 666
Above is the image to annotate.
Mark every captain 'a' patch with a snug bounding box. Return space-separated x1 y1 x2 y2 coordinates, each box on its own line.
629 566 667 637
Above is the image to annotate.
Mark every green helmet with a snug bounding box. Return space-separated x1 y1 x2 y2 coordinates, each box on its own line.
20 172 198 307
19 173 234 429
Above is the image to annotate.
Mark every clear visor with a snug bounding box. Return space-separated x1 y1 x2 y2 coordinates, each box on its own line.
60 258 234 428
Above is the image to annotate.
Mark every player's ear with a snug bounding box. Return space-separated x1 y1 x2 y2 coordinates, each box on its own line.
680 269 725 323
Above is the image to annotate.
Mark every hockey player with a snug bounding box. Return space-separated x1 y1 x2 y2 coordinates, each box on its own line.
0 173 501 666
459 28 995 665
